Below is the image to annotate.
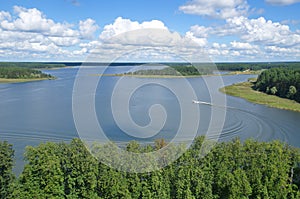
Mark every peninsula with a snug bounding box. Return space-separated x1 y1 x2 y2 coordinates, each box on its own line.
0 67 54 83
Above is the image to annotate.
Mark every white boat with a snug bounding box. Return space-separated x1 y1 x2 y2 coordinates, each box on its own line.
192 100 212 105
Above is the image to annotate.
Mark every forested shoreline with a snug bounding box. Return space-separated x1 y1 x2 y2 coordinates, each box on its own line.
124 65 209 76
215 62 300 71
1 137 300 198
0 67 53 79
255 68 300 103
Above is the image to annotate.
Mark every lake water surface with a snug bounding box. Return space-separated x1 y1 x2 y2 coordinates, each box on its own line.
1 66 300 174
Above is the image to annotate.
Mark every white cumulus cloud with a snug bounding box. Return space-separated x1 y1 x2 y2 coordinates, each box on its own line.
230 41 258 50
79 18 99 39
99 17 167 40
179 0 249 19
0 6 93 60
226 16 300 47
0 6 78 37
185 31 208 47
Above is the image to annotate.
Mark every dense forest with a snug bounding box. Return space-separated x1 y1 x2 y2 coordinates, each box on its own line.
0 67 53 79
215 62 300 71
1 137 300 198
255 68 300 103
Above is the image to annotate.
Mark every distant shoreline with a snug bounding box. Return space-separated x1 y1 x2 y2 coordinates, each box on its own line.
220 80 300 112
37 66 76 70
92 70 261 78
98 74 204 78
0 77 55 84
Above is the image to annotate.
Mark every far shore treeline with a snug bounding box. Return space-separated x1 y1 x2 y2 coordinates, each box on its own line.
1 137 300 198
1 61 300 70
122 62 300 76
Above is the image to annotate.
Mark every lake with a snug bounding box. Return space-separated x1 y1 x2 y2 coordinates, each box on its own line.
1 66 300 174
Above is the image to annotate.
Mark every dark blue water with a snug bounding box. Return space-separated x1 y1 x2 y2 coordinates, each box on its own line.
1 66 300 174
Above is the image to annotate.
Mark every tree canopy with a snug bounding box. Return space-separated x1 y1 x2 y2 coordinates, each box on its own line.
125 65 213 76
0 67 53 79
0 141 15 199
1 137 300 198
216 62 300 71
255 68 300 102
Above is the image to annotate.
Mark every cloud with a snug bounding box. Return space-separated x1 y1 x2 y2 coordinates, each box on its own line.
0 6 92 61
98 17 209 60
265 0 300 5
187 25 211 38
264 46 300 60
212 43 227 49
185 32 207 47
185 26 209 47
79 18 99 39
230 41 261 56
95 18 208 61
230 41 258 50
99 17 167 40
0 6 79 37
49 36 80 46
226 16 300 47
0 40 60 53
179 0 249 19
89 27 213 62
188 16 300 47
0 5 300 62
73 48 87 55
185 15 300 61
0 11 11 21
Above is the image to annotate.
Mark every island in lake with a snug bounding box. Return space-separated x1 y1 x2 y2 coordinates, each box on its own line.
108 64 214 78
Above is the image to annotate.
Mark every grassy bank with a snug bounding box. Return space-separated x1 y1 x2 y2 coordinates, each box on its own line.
0 77 54 83
220 80 300 112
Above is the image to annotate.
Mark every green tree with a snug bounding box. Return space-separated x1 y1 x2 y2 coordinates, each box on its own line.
270 86 278 95
255 68 300 102
10 137 300 198
0 141 15 199
97 164 130 199
61 139 99 198
287 85 297 99
18 142 65 198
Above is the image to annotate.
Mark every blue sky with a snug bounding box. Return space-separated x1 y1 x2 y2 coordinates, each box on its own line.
0 0 300 62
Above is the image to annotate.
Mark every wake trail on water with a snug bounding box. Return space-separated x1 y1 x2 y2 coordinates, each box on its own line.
195 101 289 143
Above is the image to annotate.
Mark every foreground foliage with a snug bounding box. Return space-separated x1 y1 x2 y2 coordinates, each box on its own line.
0 141 15 199
1 137 300 198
